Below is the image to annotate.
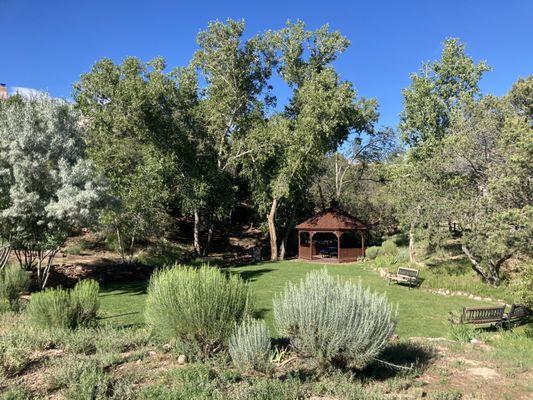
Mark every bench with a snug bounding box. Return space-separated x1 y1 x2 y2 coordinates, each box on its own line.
460 305 506 326
388 267 419 288
502 304 531 328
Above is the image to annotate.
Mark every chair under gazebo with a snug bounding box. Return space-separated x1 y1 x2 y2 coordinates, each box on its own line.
296 204 368 263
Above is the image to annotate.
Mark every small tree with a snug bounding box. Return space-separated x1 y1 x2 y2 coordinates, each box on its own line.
0 96 105 289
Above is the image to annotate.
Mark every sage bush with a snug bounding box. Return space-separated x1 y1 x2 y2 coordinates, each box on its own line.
365 246 380 260
26 280 100 329
380 240 399 256
229 318 271 372
0 265 29 312
144 265 251 355
274 269 395 370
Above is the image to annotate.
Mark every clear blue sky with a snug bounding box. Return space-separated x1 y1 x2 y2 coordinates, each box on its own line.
1 0 532 128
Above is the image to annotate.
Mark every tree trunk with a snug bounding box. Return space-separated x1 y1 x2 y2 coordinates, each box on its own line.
204 213 214 256
268 198 279 261
193 209 201 255
279 207 296 260
461 244 491 282
408 222 416 264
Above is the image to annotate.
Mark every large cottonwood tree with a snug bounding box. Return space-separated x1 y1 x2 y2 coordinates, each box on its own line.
242 22 378 260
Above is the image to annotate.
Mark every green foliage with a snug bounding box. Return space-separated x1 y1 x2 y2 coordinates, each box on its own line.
144 265 251 355
449 323 477 343
229 318 271 372
0 265 29 312
0 387 33 400
400 38 489 149
429 390 463 400
273 269 395 370
62 362 110 400
365 246 380 260
26 288 73 329
381 240 399 256
513 262 533 308
25 280 100 329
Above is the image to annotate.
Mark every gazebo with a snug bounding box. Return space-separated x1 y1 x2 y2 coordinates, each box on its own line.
296 204 368 263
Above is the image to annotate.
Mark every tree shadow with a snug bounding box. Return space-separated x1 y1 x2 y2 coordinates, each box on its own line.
361 340 436 380
99 280 148 297
225 267 276 283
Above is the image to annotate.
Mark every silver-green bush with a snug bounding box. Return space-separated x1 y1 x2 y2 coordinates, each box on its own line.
380 240 398 256
273 269 395 370
365 246 380 260
144 265 251 355
25 280 100 329
229 319 271 372
0 265 29 312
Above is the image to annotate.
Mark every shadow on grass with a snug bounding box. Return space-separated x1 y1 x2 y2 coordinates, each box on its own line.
234 268 276 282
362 340 436 380
99 280 148 297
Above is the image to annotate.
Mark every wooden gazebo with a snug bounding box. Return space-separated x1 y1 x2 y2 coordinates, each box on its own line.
296 204 368 263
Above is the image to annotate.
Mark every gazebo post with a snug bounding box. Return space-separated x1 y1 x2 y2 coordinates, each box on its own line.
310 231 314 260
297 231 301 259
360 230 365 258
336 231 341 262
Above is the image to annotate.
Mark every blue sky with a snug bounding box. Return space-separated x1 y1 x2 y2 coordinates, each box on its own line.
1 0 532 128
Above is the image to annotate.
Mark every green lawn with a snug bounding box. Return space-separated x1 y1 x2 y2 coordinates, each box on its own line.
99 260 498 338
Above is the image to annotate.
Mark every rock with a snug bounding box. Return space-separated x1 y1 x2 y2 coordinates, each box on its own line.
163 343 172 351
148 350 157 357
470 338 483 345
469 294 474 298
177 354 187 365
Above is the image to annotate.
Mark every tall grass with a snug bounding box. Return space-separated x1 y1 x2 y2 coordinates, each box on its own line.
144 265 251 355
274 269 396 370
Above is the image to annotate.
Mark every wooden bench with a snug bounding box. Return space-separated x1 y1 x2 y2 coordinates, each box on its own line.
502 304 531 328
460 306 506 326
388 267 419 288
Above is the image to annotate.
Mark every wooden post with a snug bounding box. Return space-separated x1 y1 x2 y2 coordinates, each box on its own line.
310 231 314 260
336 231 341 263
297 231 301 259
360 230 365 258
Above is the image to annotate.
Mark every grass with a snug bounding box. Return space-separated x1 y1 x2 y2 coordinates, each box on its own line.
99 260 500 338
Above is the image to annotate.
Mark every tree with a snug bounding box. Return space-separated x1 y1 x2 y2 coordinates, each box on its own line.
74 57 182 263
0 95 105 289
394 38 490 262
242 21 378 260
191 19 275 254
400 38 490 152
441 95 533 285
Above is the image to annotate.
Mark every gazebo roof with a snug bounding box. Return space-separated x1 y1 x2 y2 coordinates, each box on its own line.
296 205 368 232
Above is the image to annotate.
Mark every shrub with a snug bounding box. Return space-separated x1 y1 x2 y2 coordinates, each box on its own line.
62 362 110 400
26 288 73 329
274 269 395 370
25 280 100 329
0 265 29 312
449 323 477 343
514 262 533 308
70 280 100 327
229 319 271 372
365 246 380 260
380 240 398 256
144 265 251 355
